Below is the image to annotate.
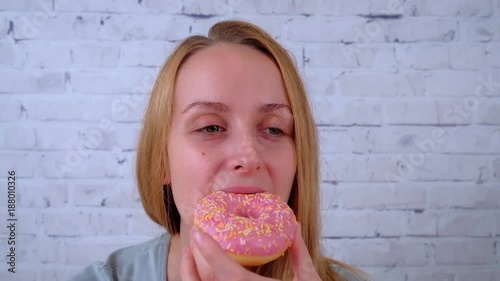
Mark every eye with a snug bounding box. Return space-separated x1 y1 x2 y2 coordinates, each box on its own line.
265 127 284 136
198 125 224 134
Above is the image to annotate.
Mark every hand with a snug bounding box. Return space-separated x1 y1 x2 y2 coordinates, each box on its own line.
180 224 322 281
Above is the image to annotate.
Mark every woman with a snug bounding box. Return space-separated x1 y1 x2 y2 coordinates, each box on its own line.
71 20 369 281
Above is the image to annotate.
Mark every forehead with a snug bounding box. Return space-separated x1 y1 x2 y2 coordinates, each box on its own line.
174 43 289 108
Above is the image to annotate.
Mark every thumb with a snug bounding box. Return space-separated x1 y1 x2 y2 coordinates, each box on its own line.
289 224 320 281
190 227 244 277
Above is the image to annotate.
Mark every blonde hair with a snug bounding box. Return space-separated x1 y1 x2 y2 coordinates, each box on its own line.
136 20 368 281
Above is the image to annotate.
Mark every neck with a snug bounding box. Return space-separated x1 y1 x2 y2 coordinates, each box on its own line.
167 223 191 281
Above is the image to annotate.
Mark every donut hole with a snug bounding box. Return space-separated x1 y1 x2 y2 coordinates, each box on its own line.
233 208 261 220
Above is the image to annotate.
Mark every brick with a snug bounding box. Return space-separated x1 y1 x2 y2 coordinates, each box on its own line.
183 0 227 16
12 14 96 40
319 182 340 210
395 44 450 69
455 271 498 281
17 41 72 68
474 102 500 125
287 18 377 43
144 0 182 13
384 100 439 125
370 0 406 15
230 0 317 15
318 127 356 154
0 152 37 178
110 94 149 122
0 0 52 11
407 212 438 236
437 99 474 125
487 44 500 68
0 99 21 121
114 152 136 179
323 239 429 266
16 234 61 263
322 210 404 237
64 237 142 265
112 125 140 150
425 71 491 96
435 240 494 265
0 70 65 93
360 126 500 154
428 184 500 209
496 215 500 236
339 72 423 96
18 180 68 208
41 267 80 281
71 181 141 208
311 97 382 125
23 97 114 121
382 154 490 182
355 45 398 70
71 41 120 68
305 44 360 68
407 272 454 281
366 271 405 281
321 155 399 182
461 19 500 42
334 183 426 210
127 210 164 236
90 212 127 236
0 126 36 149
55 0 182 13
434 127 500 154
0 37 20 67
119 41 170 67
70 68 157 94
406 0 492 17
54 0 142 13
304 69 340 96
450 44 486 69
0 269 36 281
99 15 192 41
385 19 457 43
44 212 92 236
409 155 490 181
437 213 494 237
35 125 81 150
40 151 119 179
494 158 500 181
317 0 370 15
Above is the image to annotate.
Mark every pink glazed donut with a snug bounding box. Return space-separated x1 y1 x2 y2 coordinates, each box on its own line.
194 191 298 266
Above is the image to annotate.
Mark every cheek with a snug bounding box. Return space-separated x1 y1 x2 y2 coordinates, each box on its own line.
168 142 212 221
270 143 296 200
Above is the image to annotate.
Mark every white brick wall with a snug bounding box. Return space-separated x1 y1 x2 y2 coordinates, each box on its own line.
0 0 499 280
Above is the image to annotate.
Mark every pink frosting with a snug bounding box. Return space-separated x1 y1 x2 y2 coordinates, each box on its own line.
194 191 297 256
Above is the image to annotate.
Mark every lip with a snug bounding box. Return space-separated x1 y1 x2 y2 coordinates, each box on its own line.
222 186 266 194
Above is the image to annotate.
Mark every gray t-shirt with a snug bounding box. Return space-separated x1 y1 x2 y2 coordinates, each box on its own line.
69 232 363 281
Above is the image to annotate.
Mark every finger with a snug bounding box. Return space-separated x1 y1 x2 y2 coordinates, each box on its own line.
190 227 243 278
190 227 274 280
289 224 321 281
181 247 201 281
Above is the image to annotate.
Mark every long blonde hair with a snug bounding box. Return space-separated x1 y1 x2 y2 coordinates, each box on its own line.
136 20 368 281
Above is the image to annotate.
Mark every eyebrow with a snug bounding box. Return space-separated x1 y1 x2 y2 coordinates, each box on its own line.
182 101 292 114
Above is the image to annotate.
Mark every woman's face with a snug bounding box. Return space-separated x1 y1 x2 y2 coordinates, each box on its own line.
167 43 296 229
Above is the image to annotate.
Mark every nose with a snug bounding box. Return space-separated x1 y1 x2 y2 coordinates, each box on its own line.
227 135 262 174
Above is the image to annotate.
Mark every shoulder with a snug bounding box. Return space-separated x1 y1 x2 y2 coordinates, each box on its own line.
69 233 171 281
333 264 370 281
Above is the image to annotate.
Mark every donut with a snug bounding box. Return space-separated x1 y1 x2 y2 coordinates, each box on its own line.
193 191 297 266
